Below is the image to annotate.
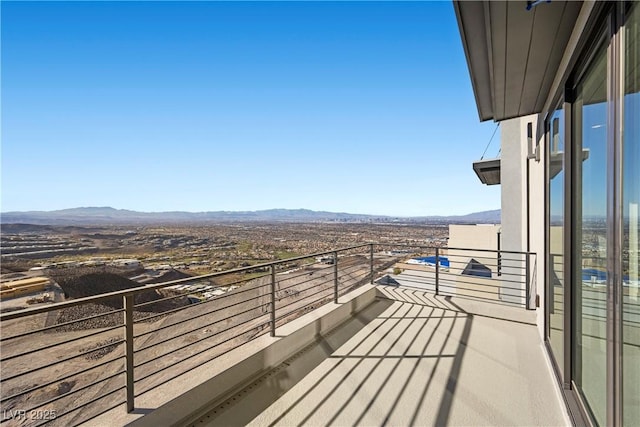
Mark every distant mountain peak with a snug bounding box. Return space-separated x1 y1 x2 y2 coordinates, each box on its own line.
1 207 500 225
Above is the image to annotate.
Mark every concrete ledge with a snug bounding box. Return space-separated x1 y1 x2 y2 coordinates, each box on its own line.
97 284 377 427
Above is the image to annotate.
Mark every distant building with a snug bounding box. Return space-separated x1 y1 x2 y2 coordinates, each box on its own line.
111 259 141 269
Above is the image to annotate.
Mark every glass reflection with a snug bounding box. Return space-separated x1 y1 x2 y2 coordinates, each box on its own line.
623 3 640 425
548 108 564 377
573 42 607 425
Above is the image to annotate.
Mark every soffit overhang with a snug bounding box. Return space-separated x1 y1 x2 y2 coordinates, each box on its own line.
472 158 501 185
453 1 583 122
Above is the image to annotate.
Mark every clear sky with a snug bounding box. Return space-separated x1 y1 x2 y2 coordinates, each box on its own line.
1 1 501 217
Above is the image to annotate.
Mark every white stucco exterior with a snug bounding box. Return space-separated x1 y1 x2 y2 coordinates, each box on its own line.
499 115 546 338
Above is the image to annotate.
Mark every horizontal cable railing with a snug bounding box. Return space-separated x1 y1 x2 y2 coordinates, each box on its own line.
0 243 374 426
0 242 537 426
374 244 537 309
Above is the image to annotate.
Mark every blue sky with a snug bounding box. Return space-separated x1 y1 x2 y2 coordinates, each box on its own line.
1 1 500 216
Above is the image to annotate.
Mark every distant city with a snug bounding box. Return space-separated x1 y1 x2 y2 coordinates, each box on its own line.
0 203 505 423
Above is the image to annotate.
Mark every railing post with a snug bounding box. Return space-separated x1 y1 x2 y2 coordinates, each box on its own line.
123 294 134 413
525 253 531 310
497 234 502 277
435 247 440 296
270 265 276 337
369 243 374 284
333 251 339 303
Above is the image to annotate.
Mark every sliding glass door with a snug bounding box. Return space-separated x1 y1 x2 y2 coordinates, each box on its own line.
622 4 640 425
572 41 608 426
548 107 565 379
545 3 639 425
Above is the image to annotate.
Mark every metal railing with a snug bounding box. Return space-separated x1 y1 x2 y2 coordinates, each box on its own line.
0 243 535 426
376 244 537 309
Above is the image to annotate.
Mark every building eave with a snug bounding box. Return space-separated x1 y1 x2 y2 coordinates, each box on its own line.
453 0 583 122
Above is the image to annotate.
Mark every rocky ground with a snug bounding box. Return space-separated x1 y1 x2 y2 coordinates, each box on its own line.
0 253 399 426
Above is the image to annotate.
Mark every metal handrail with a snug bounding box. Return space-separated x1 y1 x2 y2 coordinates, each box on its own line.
381 243 536 255
0 243 371 322
0 242 536 425
375 244 537 310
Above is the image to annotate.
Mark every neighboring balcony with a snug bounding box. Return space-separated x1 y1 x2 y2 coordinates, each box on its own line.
0 244 567 426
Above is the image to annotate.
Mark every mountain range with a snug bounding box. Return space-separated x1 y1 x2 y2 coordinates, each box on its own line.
0 207 501 225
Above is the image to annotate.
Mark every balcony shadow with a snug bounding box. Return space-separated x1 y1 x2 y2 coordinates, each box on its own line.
192 285 535 426
255 289 476 427
193 297 393 426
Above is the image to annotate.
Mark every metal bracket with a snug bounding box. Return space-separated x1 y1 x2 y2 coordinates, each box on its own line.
527 121 541 162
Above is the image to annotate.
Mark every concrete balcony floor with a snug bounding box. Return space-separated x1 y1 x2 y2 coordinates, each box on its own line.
190 286 569 427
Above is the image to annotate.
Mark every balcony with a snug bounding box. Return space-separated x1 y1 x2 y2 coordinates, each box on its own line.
0 244 567 426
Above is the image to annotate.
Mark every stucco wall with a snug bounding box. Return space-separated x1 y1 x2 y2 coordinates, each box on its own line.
499 115 546 337
448 224 501 277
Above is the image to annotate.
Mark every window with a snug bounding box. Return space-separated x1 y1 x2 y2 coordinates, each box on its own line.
547 106 565 378
572 41 608 426
622 3 640 425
